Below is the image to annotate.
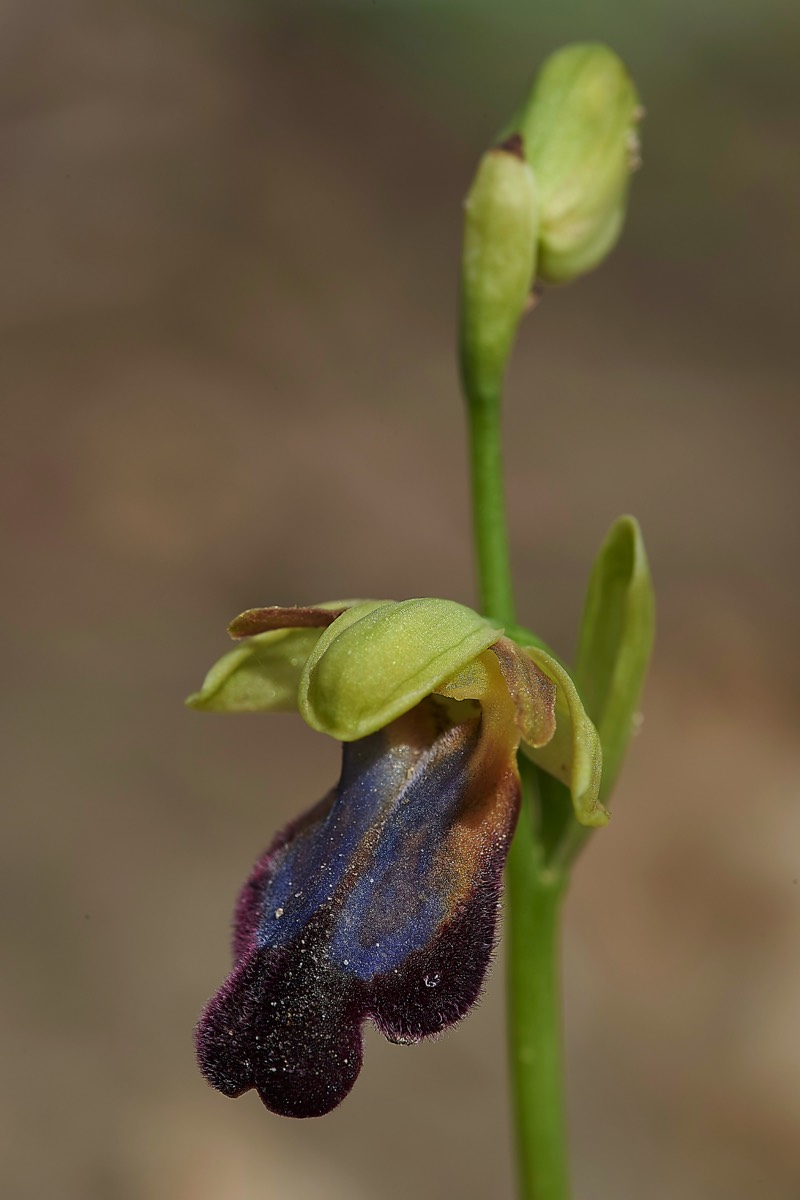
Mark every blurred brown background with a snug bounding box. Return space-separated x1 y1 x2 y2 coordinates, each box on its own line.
2 1 799 1197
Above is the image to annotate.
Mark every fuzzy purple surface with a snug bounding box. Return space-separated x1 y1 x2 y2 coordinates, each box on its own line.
196 703 519 1117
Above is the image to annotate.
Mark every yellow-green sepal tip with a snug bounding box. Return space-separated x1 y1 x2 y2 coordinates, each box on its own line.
186 627 325 713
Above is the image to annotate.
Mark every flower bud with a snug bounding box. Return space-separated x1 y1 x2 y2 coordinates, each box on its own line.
459 135 538 403
514 43 641 283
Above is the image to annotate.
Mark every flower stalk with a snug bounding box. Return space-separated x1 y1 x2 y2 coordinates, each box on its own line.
465 385 515 628
507 760 571 1200
459 44 654 1199
463 331 572 1200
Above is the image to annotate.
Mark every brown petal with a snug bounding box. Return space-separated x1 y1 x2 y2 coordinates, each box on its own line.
228 605 349 640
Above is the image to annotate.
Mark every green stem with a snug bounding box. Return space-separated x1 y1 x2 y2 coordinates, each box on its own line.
546 815 592 875
464 383 572 1200
465 386 516 627
506 760 571 1200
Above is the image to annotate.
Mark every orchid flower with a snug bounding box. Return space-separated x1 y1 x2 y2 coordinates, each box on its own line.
188 598 603 1118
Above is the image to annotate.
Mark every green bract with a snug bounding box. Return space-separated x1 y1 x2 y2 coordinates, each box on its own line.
575 515 655 799
187 597 606 828
520 517 654 867
512 43 641 284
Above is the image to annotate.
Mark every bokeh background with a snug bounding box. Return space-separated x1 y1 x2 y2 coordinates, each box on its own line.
3 1 799 1197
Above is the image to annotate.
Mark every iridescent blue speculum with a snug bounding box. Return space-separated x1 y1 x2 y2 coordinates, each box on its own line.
190 599 600 1118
